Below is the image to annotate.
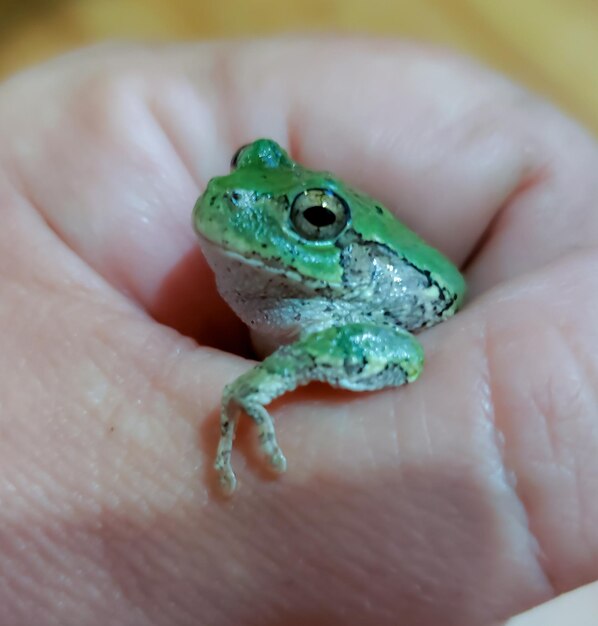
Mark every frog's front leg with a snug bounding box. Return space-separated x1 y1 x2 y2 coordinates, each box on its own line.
215 323 424 493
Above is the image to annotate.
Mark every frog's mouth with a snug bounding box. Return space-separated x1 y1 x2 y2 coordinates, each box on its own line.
196 236 342 293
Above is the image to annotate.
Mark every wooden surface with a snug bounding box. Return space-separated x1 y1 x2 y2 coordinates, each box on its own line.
1 0 597 133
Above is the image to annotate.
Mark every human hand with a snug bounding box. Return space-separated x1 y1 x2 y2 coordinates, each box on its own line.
0 38 597 625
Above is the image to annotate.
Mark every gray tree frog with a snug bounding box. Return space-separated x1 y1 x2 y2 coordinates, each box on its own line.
193 139 466 493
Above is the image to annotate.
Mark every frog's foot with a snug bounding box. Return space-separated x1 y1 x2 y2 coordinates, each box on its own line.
214 393 287 493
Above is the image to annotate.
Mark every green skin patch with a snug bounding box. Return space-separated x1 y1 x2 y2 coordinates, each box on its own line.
194 139 466 493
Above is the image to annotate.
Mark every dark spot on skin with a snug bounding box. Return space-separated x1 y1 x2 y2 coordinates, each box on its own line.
375 206 383 215
259 432 275 444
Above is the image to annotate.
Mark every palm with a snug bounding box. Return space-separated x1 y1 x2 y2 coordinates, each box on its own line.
1 40 596 626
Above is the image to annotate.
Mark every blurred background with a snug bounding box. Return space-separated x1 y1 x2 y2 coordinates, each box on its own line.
1 0 597 132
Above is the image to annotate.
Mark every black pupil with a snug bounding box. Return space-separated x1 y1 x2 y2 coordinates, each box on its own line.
303 205 336 227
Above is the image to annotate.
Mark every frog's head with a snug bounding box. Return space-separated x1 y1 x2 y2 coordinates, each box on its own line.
193 139 354 287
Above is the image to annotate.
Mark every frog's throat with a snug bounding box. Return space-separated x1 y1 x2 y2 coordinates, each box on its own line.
197 236 344 292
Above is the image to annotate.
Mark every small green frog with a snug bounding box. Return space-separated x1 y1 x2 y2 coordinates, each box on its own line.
193 139 466 493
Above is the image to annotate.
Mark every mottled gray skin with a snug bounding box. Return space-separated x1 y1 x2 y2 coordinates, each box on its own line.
193 139 466 493
201 233 456 357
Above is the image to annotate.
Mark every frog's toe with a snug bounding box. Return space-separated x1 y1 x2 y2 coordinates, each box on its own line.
222 473 237 495
268 447 288 474
255 420 287 473
214 457 237 495
217 467 237 495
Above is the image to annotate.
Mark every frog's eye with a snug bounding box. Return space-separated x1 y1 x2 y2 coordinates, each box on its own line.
230 144 250 170
290 189 350 241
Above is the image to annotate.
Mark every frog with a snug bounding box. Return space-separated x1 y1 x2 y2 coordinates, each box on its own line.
193 139 466 494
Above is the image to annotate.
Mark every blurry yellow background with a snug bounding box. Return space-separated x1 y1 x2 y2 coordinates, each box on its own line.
1 0 597 133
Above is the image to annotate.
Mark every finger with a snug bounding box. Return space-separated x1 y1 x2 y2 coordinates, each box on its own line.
0 44 252 349
2 39 598 343
503 580 598 626
423 250 598 595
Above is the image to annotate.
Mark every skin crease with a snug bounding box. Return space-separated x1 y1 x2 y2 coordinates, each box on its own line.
0 37 596 625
